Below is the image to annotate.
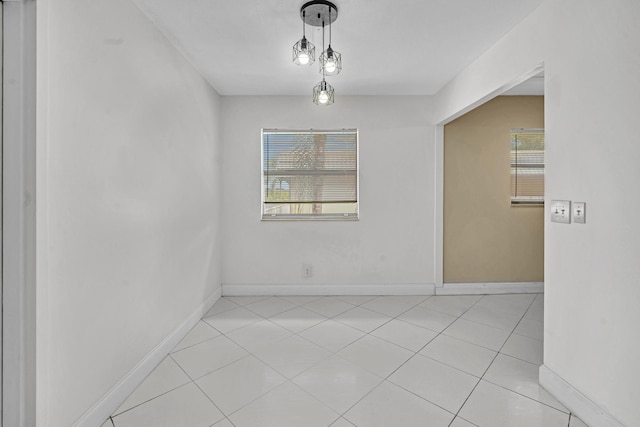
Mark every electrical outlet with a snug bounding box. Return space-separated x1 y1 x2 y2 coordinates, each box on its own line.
302 264 313 278
573 202 586 224
550 200 571 224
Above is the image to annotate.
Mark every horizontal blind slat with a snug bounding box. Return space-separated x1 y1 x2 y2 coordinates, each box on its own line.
263 129 358 216
511 131 544 201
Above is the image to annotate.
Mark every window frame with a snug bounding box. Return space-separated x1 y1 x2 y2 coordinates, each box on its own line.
510 128 545 207
261 128 360 221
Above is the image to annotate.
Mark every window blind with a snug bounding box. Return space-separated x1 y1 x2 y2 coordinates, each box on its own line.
262 129 358 219
511 129 544 204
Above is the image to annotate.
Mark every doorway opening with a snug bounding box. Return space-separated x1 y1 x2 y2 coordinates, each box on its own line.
442 91 544 285
434 64 545 294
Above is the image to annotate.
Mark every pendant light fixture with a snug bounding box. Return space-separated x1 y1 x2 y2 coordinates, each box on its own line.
292 10 315 66
319 5 341 76
313 80 334 105
293 0 341 105
313 20 334 106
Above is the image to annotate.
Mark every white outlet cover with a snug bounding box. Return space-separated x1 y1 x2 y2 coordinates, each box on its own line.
302 264 313 278
573 202 586 224
550 200 571 224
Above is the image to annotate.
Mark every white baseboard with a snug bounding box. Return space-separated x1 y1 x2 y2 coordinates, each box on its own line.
72 287 222 427
222 283 436 296
539 365 625 427
437 282 543 295
223 282 542 296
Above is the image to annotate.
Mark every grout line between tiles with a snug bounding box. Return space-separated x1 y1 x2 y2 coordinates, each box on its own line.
336 295 502 420
334 416 357 427
112 294 547 427
291 322 360 355
210 417 238 427
110 381 193 419
481 375 570 414
170 334 222 355
327 296 482 422
169 343 266 420
355 295 431 318
345 295 544 427
224 379 342 424
303 298 360 317
436 295 537 353
203 298 241 318
446 294 541 425
240 296 300 318
453 415 480 427
110 354 195 416
191 375 227 423
202 306 338 420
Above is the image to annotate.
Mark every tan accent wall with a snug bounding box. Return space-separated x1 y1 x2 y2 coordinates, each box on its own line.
444 96 544 283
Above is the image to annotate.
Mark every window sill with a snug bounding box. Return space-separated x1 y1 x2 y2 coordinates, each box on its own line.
261 215 359 221
511 200 544 207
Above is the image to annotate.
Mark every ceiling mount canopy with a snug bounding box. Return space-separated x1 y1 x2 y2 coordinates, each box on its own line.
300 0 338 27
292 0 343 105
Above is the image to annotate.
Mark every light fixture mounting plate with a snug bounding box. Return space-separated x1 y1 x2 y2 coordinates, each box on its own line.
300 0 338 27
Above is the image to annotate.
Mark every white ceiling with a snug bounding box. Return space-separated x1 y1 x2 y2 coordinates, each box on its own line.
132 0 543 96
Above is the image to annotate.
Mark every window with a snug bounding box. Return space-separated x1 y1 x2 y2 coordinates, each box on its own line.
511 128 544 205
262 129 358 220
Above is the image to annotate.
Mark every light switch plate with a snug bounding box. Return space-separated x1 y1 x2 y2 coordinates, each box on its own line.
550 200 571 224
573 202 586 224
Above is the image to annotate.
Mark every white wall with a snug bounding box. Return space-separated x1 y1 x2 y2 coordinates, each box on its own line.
36 0 223 425
221 96 435 292
435 1 640 425
33 0 640 424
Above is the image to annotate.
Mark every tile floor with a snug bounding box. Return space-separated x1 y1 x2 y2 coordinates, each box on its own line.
104 294 590 427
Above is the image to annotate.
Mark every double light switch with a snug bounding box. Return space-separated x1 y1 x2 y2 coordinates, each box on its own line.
550 200 571 223
550 200 586 224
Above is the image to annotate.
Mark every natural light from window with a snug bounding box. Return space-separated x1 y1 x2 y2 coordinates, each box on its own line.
262 129 359 220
